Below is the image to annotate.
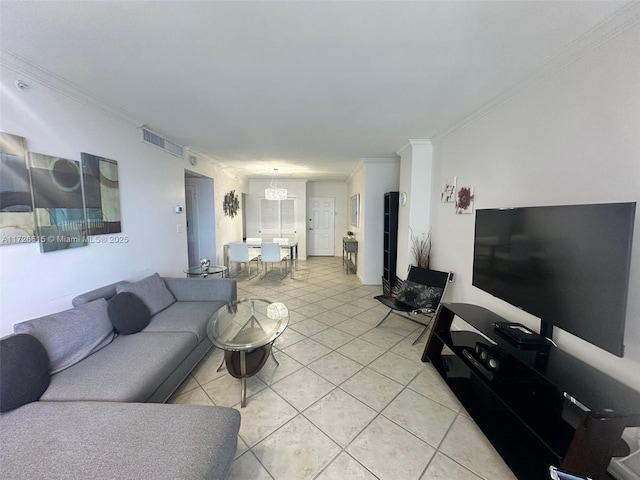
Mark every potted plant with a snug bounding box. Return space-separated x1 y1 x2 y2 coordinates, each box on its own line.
410 228 431 269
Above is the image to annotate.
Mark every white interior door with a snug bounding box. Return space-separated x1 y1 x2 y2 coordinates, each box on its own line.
185 175 216 265
308 197 335 256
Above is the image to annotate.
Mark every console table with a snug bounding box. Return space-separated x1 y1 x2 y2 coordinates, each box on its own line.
342 238 358 274
422 303 640 480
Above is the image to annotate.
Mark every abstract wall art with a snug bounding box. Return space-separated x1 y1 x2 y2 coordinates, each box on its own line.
81 152 122 235
0 132 35 244
30 152 87 252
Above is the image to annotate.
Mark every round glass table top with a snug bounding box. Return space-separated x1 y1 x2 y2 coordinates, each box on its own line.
207 298 289 351
184 265 227 277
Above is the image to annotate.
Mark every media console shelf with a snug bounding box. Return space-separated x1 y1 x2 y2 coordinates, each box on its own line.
422 303 640 480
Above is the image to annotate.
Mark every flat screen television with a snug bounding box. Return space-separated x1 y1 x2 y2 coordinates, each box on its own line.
472 202 636 357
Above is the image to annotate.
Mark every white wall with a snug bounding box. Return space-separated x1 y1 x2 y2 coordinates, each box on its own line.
0 65 246 337
307 181 348 256
397 140 433 277
348 159 400 284
429 23 640 389
347 163 366 279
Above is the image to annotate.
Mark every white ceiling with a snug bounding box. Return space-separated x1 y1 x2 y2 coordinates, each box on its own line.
0 1 629 180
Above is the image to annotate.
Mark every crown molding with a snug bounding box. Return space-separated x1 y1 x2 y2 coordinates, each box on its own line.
184 146 247 179
347 157 400 183
431 1 640 143
397 139 431 156
1 49 142 127
360 157 400 164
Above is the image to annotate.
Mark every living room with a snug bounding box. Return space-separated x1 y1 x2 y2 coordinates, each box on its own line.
1 2 639 479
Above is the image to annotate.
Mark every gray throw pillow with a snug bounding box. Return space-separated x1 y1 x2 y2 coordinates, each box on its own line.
116 273 176 316
0 333 50 412
395 281 443 309
13 299 116 374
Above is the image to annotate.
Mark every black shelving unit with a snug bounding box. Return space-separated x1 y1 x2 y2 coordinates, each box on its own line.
383 192 399 294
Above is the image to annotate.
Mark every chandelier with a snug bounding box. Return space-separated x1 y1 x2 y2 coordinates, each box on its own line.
265 168 287 200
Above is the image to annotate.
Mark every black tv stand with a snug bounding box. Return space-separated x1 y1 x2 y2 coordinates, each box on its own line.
422 303 640 480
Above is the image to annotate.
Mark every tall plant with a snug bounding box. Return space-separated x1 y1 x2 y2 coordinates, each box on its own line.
410 228 431 269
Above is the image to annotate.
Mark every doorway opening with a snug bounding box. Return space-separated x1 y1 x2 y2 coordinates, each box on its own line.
184 171 216 267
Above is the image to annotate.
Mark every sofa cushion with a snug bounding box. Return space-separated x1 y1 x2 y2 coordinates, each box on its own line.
0 401 240 480
143 300 226 343
40 332 197 402
72 280 130 306
0 334 50 412
116 273 176 315
13 299 116 374
163 277 237 303
108 292 151 335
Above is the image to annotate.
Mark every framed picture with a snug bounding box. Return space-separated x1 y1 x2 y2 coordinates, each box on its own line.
455 185 475 214
81 152 122 235
0 132 35 244
441 176 457 203
30 152 87 252
350 194 360 227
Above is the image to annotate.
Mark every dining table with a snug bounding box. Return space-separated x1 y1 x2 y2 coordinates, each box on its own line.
223 241 298 278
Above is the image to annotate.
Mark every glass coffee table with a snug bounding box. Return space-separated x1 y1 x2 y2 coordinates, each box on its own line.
184 265 228 278
207 298 289 407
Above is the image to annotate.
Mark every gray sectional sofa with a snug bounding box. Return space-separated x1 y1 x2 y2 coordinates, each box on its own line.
0 273 241 480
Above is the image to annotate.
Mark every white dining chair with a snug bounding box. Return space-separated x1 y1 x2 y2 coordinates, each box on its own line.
229 242 260 278
259 242 288 279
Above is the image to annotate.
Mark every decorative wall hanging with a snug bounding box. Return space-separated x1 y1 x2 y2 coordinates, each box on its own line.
441 176 457 203
30 152 87 252
0 132 35 244
81 152 122 235
455 185 475 214
223 190 239 217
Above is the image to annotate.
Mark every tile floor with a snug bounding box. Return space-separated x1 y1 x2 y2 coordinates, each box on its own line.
169 257 516 480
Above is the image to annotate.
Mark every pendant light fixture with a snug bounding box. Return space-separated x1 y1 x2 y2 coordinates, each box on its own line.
265 168 287 200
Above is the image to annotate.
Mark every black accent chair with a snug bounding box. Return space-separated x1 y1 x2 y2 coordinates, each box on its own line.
374 266 453 345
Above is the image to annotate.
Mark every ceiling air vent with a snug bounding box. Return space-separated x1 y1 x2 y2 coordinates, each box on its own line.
141 128 183 157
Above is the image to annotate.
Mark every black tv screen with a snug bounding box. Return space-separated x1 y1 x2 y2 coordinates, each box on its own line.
473 202 636 357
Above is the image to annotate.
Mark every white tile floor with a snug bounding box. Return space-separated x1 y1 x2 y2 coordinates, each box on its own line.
169 257 516 480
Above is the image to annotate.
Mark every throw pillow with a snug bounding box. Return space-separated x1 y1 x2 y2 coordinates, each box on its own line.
0 333 50 412
116 273 176 316
108 292 151 335
13 298 116 374
391 278 404 298
395 280 443 309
